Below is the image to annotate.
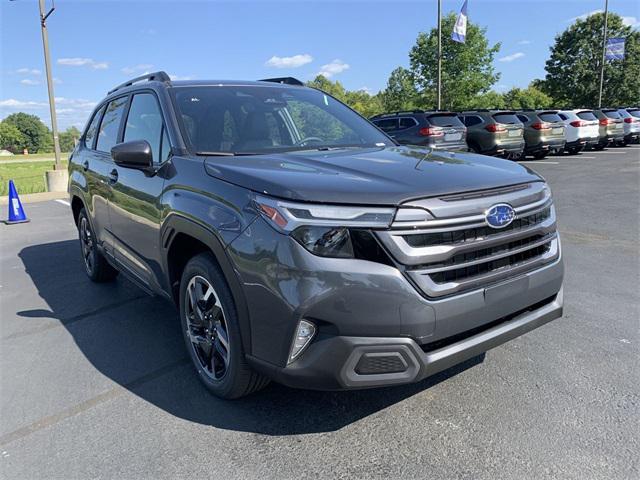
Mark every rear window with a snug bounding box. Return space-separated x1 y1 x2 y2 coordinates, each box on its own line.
629 109 640 118
577 111 597 121
603 110 621 119
462 116 482 127
492 113 521 125
427 114 463 127
538 112 562 123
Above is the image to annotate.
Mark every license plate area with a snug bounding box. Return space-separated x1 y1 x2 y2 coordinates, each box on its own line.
552 127 563 135
445 133 462 141
508 129 521 137
484 275 530 305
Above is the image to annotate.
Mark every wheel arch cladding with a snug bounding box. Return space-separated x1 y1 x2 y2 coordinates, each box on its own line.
162 214 253 354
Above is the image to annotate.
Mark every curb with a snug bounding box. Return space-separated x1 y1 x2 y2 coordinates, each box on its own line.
0 191 68 206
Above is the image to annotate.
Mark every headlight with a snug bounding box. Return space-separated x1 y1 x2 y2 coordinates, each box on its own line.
254 195 396 232
254 195 397 259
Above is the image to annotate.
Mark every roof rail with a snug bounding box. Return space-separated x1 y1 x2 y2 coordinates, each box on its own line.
371 109 427 119
107 71 171 94
259 77 304 86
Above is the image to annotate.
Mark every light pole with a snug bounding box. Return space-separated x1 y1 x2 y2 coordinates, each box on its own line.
598 0 609 108
437 0 442 110
38 0 62 168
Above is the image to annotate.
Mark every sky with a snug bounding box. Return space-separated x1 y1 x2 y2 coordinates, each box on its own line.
1 0 638 130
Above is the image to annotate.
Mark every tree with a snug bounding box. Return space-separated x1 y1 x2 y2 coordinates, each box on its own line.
59 126 81 152
2 113 53 153
379 67 421 112
541 12 640 107
306 75 348 103
471 91 506 110
409 13 501 110
0 121 27 153
503 86 554 110
307 75 383 118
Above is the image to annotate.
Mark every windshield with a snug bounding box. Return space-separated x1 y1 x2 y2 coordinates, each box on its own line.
171 85 391 154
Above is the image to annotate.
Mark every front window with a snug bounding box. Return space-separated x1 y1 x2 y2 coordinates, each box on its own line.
171 85 390 155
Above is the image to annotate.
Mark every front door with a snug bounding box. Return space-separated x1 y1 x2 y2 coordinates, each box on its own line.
108 92 170 290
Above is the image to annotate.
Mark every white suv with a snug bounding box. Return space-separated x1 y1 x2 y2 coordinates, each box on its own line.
557 110 600 154
617 108 640 145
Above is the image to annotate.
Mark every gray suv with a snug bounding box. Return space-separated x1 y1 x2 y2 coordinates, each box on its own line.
459 110 525 158
68 72 564 399
370 111 467 151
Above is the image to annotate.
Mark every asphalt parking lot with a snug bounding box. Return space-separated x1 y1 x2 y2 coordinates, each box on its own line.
1 146 638 480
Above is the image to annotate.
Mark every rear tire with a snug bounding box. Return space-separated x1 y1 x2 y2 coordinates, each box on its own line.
533 151 548 160
77 208 118 282
566 147 581 155
593 143 605 151
179 252 269 399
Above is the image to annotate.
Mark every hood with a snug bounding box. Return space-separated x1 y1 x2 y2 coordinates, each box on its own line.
203 146 542 206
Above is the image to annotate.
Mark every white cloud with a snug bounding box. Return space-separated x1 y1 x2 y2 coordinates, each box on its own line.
57 57 109 70
568 9 605 23
16 68 41 75
517 40 531 45
0 99 47 108
20 79 40 86
622 16 640 28
121 64 154 75
168 74 193 81
318 59 350 78
265 54 313 69
498 52 525 63
358 86 374 95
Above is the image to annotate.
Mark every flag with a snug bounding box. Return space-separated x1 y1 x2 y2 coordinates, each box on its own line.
451 0 468 44
605 38 625 60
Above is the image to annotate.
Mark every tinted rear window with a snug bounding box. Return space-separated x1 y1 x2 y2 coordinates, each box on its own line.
538 112 562 123
373 118 399 131
427 114 463 127
399 117 417 129
603 110 621 119
577 111 597 121
492 113 521 125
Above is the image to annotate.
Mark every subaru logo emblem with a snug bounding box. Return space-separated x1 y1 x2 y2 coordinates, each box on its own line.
485 203 515 229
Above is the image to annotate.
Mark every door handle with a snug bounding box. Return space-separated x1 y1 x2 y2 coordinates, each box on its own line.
109 169 119 184
82 160 89 171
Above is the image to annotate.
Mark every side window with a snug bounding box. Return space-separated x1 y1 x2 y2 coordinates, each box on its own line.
123 93 164 164
96 97 128 153
558 113 567 121
517 114 529 123
84 106 104 149
399 117 417 129
374 118 399 132
464 116 482 127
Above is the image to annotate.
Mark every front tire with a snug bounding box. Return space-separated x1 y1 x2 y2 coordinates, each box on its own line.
77 208 118 282
179 253 269 399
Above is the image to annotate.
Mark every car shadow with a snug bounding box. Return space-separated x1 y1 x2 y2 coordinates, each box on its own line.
17 240 484 436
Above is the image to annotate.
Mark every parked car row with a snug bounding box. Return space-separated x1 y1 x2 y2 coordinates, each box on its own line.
370 107 640 160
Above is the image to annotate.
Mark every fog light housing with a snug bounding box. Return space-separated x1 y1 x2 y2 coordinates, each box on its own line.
288 320 316 364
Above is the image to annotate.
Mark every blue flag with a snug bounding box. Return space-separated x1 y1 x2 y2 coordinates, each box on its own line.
451 0 468 43
605 38 625 60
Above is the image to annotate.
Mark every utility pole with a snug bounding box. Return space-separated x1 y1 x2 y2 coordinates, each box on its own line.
38 0 62 168
437 0 442 110
598 0 609 108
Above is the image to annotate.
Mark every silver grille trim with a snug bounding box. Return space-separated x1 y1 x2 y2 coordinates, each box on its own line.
376 184 559 298
407 238 559 297
378 204 555 266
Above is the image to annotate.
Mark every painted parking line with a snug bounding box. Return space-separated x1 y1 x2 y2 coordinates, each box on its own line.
518 161 559 165
597 150 628 154
54 199 70 206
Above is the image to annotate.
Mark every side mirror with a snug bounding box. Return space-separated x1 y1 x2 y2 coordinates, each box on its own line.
111 140 153 170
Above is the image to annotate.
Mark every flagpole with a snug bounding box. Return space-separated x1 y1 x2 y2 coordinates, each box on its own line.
598 0 609 108
437 0 442 110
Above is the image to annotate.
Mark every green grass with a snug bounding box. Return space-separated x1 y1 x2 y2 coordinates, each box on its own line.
0 161 68 196
0 152 70 162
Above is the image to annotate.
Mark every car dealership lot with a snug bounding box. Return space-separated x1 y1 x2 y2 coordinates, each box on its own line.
1 146 638 480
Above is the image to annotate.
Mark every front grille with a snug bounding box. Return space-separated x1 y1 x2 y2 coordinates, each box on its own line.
375 183 559 297
404 207 551 248
428 242 552 284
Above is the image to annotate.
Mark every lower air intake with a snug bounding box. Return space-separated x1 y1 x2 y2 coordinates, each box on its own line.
354 352 408 375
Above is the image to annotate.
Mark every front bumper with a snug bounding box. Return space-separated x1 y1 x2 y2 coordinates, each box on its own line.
250 288 563 390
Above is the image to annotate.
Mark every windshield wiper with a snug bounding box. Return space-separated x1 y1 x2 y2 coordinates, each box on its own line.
195 151 263 156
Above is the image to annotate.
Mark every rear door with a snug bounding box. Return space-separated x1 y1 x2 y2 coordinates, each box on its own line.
492 112 523 144
108 91 169 290
537 112 565 141
576 111 599 139
426 113 466 149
